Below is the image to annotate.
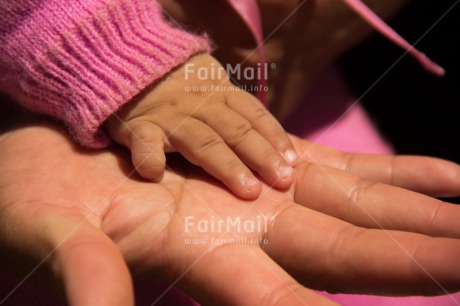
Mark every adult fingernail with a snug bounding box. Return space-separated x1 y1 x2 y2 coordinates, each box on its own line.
284 149 298 165
243 177 259 192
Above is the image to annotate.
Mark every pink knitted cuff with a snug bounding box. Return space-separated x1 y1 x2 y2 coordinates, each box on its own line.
0 0 211 148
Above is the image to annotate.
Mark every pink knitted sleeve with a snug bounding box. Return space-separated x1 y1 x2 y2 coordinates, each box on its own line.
0 0 211 148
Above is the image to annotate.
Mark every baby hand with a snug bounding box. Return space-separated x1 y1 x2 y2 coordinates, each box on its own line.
106 54 297 199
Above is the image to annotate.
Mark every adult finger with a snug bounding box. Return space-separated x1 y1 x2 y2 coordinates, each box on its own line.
264 203 460 296
293 162 460 237
194 103 295 189
291 135 460 197
0 205 133 306
179 244 336 306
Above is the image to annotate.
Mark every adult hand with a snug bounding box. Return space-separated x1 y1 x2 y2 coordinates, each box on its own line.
0 123 459 306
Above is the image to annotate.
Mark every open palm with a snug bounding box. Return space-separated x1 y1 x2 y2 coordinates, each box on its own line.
1 124 460 306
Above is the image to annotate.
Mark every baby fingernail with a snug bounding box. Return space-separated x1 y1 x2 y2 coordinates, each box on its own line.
243 177 259 192
284 149 298 165
279 166 295 180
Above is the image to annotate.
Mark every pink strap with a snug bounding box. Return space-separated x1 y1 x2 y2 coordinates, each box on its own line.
225 0 267 104
341 0 445 76
225 0 444 105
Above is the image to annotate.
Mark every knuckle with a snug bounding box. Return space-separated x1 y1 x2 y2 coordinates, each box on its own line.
250 105 269 123
246 108 290 149
128 121 165 149
348 178 378 205
133 155 164 180
340 152 355 172
129 121 156 143
223 157 245 174
195 134 225 154
228 121 253 147
129 128 165 178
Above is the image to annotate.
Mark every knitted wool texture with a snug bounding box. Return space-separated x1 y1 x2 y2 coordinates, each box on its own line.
0 0 211 147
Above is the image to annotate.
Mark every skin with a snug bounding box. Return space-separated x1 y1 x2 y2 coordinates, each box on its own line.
105 0 408 200
159 0 409 118
105 0 412 200
106 54 297 200
1 1 454 305
1 122 460 306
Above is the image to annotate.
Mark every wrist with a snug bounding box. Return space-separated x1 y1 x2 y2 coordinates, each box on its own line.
1 0 211 149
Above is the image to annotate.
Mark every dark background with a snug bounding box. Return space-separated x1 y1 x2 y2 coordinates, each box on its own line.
339 0 460 203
